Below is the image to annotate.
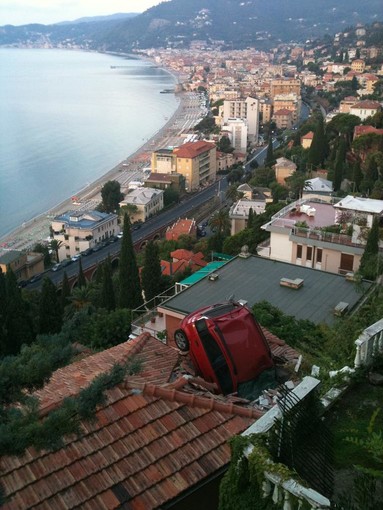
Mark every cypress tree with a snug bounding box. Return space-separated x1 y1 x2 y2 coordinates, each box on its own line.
307 117 327 169
359 218 382 280
0 270 7 356
264 136 275 167
247 208 254 229
141 241 162 304
61 271 71 311
118 214 143 309
333 137 347 191
39 277 62 335
101 256 116 311
77 258 86 288
4 270 34 356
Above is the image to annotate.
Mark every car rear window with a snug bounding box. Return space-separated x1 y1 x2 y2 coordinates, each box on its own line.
195 319 234 394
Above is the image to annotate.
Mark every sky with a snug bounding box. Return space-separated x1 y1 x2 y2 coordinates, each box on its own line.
0 0 165 26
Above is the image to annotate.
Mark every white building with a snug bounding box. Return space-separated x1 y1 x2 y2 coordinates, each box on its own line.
119 187 164 223
222 118 248 153
51 210 119 261
222 97 259 142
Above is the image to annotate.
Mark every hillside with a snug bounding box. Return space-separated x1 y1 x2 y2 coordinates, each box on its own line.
0 0 382 50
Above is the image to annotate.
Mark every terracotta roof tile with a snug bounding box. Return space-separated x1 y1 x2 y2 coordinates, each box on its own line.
1 334 274 509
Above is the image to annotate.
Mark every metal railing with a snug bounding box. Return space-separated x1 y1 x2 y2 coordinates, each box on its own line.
354 317 383 368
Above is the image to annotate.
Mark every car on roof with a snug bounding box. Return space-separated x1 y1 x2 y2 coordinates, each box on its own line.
174 301 274 396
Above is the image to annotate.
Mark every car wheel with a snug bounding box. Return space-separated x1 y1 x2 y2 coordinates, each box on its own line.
174 329 190 351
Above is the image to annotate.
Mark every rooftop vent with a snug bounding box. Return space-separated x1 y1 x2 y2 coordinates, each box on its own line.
280 277 304 290
239 245 251 259
208 273 219 281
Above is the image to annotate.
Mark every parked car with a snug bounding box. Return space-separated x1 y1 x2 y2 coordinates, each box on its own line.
71 254 82 262
174 301 274 395
51 263 62 272
61 258 73 268
117 232 123 239
82 248 93 256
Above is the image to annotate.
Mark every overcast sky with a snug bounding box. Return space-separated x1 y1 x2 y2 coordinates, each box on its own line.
0 1 165 26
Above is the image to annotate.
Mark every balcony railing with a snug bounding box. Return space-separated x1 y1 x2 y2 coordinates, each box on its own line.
291 226 363 249
354 318 383 368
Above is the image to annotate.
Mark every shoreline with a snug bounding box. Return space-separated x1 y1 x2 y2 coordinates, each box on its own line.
0 55 192 252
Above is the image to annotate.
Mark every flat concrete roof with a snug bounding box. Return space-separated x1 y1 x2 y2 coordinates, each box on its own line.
162 255 371 325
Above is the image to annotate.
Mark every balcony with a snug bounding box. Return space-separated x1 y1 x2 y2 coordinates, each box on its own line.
291 226 364 250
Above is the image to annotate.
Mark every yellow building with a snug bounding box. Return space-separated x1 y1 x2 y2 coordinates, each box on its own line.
351 59 366 73
274 157 297 185
119 187 164 223
174 141 217 191
0 249 44 282
270 78 301 99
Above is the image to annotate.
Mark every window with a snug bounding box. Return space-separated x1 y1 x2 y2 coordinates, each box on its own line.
340 253 354 272
317 248 322 263
307 246 312 261
297 245 302 259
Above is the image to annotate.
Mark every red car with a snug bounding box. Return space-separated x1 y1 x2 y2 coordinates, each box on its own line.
174 301 274 395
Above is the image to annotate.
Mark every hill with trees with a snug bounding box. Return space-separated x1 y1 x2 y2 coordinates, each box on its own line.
0 0 381 51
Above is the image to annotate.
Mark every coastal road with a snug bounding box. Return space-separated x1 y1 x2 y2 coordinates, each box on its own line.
28 178 229 289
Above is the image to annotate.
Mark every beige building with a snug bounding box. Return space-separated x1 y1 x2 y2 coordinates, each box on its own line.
259 196 383 275
229 198 267 235
151 149 177 174
51 210 119 260
273 108 294 130
301 131 314 149
119 187 164 223
273 93 301 123
351 59 366 73
339 96 358 114
270 78 301 99
173 141 217 191
274 157 297 185
259 98 272 124
0 249 44 282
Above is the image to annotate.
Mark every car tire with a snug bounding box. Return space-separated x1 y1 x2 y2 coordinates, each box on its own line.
174 329 190 351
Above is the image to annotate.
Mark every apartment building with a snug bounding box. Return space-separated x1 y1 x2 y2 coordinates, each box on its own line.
300 131 314 149
351 59 366 73
270 78 301 99
173 141 217 191
339 96 358 114
221 118 248 153
51 210 119 260
151 148 177 174
222 97 259 141
119 187 164 223
273 93 301 123
273 108 294 129
259 196 383 276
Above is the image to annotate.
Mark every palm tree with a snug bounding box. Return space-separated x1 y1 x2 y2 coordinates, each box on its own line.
49 239 63 262
209 209 231 236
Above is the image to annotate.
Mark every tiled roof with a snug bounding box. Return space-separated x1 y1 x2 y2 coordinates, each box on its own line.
174 141 215 159
351 100 381 109
0 333 262 510
354 125 383 138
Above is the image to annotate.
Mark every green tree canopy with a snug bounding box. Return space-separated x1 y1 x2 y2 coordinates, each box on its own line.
100 180 124 213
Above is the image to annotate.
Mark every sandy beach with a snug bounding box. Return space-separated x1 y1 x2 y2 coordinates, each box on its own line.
0 89 203 253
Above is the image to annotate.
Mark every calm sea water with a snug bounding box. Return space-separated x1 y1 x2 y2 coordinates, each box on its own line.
0 48 178 238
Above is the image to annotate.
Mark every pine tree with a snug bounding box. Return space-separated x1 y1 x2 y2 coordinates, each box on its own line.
118 214 143 310
307 116 327 169
101 256 116 311
39 277 62 335
77 258 87 288
141 241 162 304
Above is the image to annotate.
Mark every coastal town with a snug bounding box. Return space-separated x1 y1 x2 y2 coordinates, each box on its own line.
1 12 383 510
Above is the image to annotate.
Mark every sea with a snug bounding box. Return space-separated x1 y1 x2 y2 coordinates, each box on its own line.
0 48 179 238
